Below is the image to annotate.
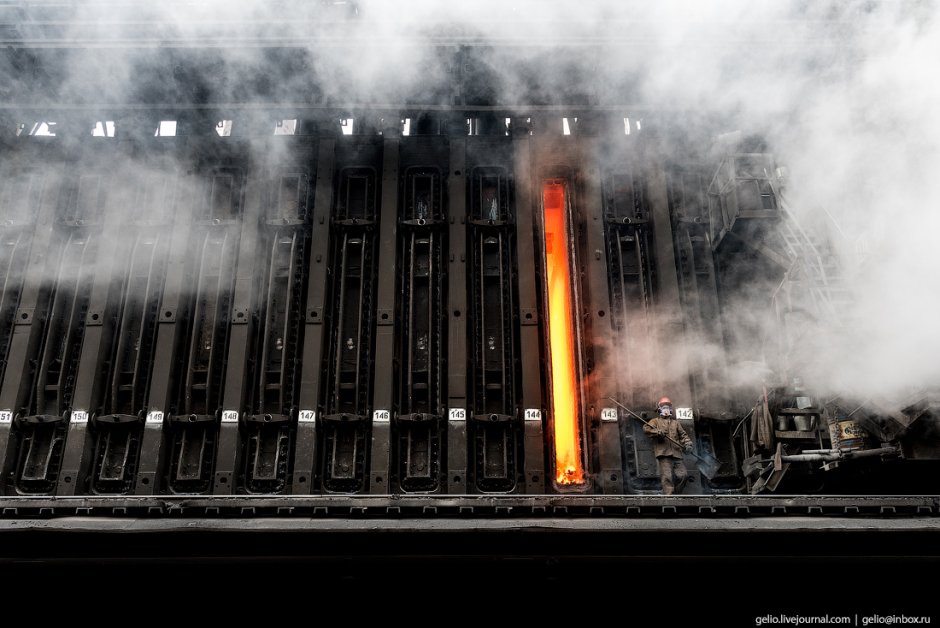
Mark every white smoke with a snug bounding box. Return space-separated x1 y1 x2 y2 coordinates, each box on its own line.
3 0 938 408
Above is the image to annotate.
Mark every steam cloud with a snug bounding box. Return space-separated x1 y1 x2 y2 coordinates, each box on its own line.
3 0 937 409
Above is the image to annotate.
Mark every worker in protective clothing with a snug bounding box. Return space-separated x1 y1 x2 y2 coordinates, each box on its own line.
643 397 694 495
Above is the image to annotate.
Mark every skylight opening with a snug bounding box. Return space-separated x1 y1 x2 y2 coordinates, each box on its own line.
30 122 57 136
92 121 115 137
155 121 177 137
274 119 297 135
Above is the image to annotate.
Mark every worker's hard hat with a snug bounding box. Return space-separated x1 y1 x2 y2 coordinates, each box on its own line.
658 396 673 407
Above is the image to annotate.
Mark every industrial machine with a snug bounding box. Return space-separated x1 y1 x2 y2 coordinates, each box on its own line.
0 2 936 598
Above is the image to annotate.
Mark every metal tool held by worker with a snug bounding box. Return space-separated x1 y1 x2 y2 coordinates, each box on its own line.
606 396 722 480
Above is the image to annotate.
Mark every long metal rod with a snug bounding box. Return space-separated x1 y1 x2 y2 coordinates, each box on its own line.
782 447 897 463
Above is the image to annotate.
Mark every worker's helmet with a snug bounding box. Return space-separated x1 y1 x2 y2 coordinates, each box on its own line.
658 397 673 417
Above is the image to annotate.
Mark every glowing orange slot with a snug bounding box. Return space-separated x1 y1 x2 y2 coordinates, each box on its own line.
542 181 585 486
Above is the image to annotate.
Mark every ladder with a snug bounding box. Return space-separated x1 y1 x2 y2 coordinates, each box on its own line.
769 176 851 330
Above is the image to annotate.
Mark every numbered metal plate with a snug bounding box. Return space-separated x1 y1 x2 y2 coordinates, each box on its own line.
298 410 317 423
0 410 12 423
145 411 164 425
373 409 390 423
524 408 542 422
676 407 694 420
221 410 239 423
70 410 89 424
601 407 618 422
448 408 466 421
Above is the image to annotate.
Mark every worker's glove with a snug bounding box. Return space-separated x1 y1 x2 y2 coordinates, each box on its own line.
654 429 666 437
684 445 693 454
